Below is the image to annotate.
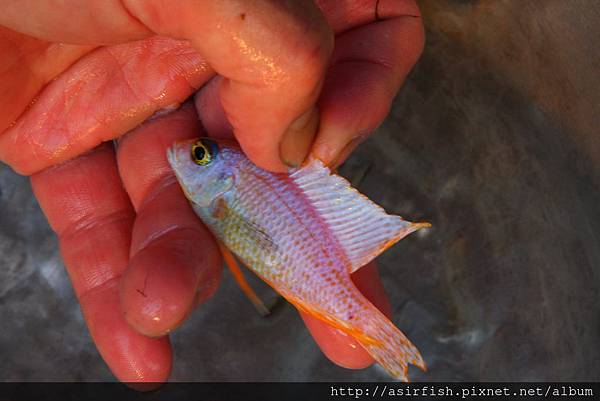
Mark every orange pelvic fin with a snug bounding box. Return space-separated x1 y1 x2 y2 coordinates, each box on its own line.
218 242 270 316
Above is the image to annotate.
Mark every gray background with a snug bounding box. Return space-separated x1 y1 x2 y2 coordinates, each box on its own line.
1 0 599 381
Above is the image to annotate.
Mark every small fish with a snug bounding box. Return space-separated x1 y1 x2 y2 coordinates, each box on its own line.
167 137 429 380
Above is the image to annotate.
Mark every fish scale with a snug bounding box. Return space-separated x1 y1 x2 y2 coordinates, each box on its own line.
168 138 429 380
222 159 352 309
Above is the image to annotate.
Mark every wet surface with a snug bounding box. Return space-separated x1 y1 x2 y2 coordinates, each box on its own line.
1 0 599 381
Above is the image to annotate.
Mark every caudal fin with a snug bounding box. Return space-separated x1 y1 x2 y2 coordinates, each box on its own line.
283 286 425 381
357 304 426 381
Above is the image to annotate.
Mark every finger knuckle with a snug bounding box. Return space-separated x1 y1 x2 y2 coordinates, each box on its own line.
287 38 331 94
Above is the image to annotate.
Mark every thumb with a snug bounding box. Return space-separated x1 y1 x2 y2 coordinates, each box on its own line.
0 0 333 172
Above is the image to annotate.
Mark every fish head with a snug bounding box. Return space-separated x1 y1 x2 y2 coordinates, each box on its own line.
167 137 242 208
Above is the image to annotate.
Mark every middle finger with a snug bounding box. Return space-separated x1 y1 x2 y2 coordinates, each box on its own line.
116 103 222 337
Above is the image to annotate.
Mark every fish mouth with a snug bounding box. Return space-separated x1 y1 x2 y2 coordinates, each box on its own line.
166 146 177 165
167 139 195 166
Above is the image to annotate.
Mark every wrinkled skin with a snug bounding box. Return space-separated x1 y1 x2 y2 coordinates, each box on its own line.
0 0 424 384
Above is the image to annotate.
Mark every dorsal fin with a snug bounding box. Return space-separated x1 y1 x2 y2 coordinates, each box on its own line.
290 158 429 273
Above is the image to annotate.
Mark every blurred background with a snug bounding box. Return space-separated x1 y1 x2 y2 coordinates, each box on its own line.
1 0 599 381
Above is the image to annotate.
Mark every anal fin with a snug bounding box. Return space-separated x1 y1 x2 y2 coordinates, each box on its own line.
285 294 382 347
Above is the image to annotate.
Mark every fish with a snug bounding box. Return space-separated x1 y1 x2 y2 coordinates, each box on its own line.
167 137 429 380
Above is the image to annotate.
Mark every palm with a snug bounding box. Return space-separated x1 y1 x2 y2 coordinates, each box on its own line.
0 0 423 382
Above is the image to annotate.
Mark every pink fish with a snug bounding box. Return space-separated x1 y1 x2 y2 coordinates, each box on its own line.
168 137 429 380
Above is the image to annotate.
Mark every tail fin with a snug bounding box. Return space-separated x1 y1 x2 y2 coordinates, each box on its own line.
283 285 425 381
357 304 426 381
289 293 426 381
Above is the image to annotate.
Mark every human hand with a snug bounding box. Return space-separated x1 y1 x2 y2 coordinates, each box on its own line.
0 0 424 382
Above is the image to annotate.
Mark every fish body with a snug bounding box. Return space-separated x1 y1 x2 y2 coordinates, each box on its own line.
168 138 428 380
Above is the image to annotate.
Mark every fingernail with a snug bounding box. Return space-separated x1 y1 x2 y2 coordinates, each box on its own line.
280 107 319 167
331 135 367 169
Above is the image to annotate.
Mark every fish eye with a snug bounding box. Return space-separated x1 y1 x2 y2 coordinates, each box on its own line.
191 139 217 166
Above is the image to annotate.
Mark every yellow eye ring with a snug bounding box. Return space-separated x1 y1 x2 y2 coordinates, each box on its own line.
191 141 212 165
